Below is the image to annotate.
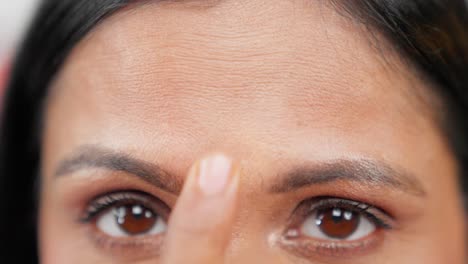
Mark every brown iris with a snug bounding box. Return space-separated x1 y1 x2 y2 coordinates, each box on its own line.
113 204 157 235
316 208 360 239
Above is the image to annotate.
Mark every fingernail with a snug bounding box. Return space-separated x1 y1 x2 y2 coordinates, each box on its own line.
198 154 233 196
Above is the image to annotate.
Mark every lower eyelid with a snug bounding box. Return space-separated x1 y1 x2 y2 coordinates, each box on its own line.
279 228 385 259
84 220 166 259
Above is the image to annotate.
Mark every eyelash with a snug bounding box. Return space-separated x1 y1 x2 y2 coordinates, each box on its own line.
280 197 394 258
301 197 393 229
79 191 170 223
79 192 394 259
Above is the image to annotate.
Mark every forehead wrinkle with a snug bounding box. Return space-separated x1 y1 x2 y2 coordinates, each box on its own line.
51 0 440 143
62 5 367 96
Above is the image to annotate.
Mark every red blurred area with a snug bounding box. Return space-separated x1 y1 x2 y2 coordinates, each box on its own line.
0 61 8 92
0 62 8 110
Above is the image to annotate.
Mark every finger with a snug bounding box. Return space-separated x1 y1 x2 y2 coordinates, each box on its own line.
162 154 240 264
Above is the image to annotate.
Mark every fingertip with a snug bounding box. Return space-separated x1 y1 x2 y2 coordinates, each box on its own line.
162 153 240 263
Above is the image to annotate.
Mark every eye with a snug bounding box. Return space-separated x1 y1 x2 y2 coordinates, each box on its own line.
301 207 375 240
281 197 394 258
290 197 392 242
97 204 167 237
81 191 170 238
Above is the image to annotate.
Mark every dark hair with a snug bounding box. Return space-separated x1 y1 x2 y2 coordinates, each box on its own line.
0 0 466 262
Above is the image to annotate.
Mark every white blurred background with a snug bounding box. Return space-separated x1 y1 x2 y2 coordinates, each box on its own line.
0 0 38 87
0 0 38 59
0 0 467 88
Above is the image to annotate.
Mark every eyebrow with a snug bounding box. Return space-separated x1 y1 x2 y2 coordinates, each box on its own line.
54 146 183 194
269 159 426 196
55 146 426 197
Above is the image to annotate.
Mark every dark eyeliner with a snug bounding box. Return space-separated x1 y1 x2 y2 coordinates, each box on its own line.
79 190 170 223
293 197 394 230
324 198 392 229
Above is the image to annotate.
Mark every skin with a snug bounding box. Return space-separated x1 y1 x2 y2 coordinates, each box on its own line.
39 0 466 263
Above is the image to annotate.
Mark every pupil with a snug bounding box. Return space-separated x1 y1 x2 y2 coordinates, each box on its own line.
114 204 157 235
316 208 360 239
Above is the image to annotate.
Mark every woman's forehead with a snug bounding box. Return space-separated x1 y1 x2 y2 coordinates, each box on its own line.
51 0 427 123
41 0 455 186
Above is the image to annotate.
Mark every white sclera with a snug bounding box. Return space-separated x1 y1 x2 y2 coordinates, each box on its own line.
301 211 376 241
96 207 167 237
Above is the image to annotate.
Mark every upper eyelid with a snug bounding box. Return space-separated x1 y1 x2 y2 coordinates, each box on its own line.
80 190 170 223
299 197 384 214
292 197 395 229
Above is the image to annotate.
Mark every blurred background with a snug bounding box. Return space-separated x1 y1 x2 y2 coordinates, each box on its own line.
0 0 38 91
